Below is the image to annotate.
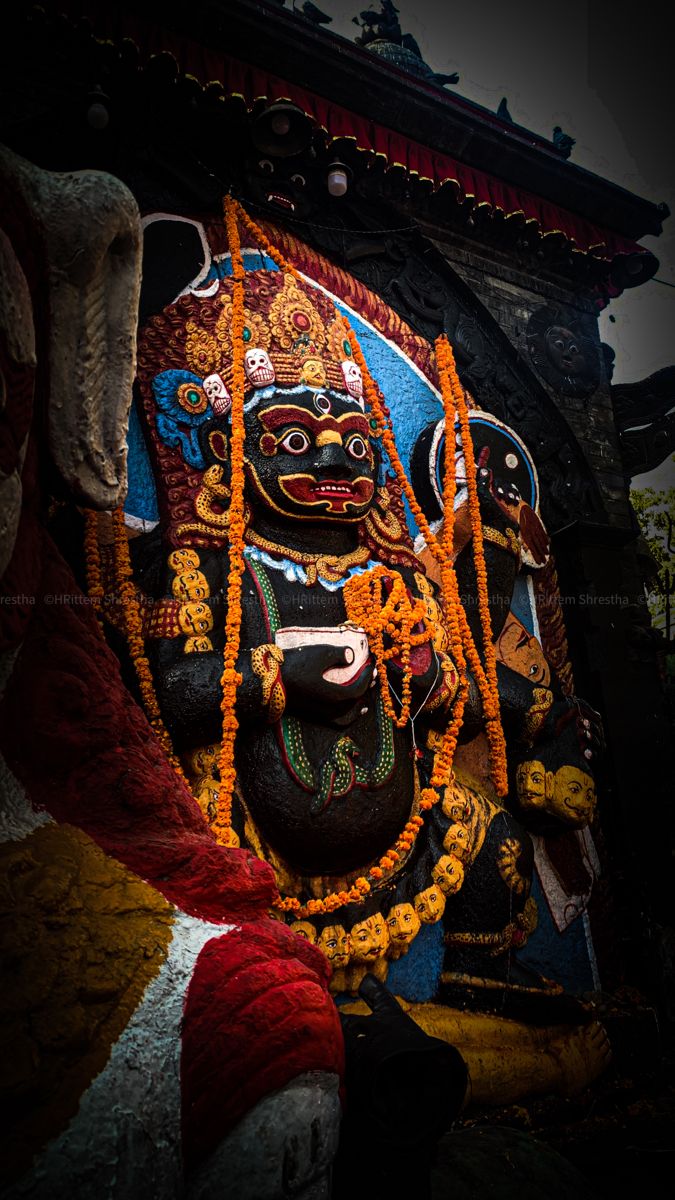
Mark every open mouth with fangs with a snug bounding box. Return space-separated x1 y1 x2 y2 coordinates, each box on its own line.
279 474 375 514
266 191 295 211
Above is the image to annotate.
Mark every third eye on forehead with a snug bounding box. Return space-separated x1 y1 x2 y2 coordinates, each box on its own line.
258 403 370 437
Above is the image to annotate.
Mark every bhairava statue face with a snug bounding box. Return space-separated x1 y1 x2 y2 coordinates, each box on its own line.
244 388 376 522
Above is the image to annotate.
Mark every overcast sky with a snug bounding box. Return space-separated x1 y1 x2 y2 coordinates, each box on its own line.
287 1 674 487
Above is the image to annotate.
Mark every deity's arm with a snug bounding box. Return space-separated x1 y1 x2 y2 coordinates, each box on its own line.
373 565 444 702
455 461 533 649
495 660 554 743
147 546 378 746
146 546 274 750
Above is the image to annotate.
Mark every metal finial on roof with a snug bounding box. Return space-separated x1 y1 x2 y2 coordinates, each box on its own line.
552 126 575 159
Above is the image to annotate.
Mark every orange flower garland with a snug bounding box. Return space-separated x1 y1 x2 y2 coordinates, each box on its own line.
422 371 470 805
83 509 105 626
110 506 187 778
346 326 448 572
211 196 249 848
343 565 433 728
344 323 508 798
435 335 509 795
343 326 475 796
234 200 304 282
273 804 432 918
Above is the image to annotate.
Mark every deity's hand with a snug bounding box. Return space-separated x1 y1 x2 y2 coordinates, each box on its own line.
281 643 374 715
518 502 549 565
385 636 443 704
475 463 521 535
476 461 550 565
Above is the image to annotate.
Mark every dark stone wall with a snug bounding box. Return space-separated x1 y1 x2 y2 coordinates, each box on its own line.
423 225 632 529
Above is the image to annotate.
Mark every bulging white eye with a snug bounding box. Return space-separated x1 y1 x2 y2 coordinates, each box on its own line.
290 173 306 186
280 429 310 455
346 435 368 460
259 159 274 173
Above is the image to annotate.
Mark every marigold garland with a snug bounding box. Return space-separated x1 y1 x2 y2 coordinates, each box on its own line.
273 804 434 919
83 509 105 626
343 565 433 729
344 321 507 796
109 506 188 778
345 326 449 571
343 324 508 798
234 199 304 282
212 195 249 848
435 335 509 795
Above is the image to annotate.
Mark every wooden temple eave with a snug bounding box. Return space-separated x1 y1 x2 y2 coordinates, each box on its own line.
13 0 667 251
220 0 667 239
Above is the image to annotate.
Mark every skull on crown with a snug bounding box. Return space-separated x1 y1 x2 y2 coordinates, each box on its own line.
341 359 364 406
244 347 275 388
202 372 232 416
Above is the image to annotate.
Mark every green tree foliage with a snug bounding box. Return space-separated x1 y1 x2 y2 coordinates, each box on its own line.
631 458 675 640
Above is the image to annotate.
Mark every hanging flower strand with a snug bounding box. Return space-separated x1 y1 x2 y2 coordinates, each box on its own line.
212 196 250 847
344 565 434 729
233 199 304 281
435 334 509 795
83 509 105 628
343 323 469 805
345 326 449 573
110 506 188 779
426 344 469 801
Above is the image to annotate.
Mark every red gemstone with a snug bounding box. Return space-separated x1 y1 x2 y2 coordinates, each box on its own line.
292 311 310 330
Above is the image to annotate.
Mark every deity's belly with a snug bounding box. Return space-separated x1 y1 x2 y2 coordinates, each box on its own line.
236 715 415 877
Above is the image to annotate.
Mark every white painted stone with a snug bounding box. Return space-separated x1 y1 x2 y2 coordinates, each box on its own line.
186 1072 341 1200
7 914 234 1199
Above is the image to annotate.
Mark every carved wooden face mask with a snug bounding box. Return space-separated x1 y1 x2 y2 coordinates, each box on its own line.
550 765 597 827
386 903 421 957
244 388 376 522
414 886 446 924
349 913 389 962
515 759 549 811
318 924 351 967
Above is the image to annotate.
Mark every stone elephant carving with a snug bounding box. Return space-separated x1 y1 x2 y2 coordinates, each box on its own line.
0 147 343 1200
